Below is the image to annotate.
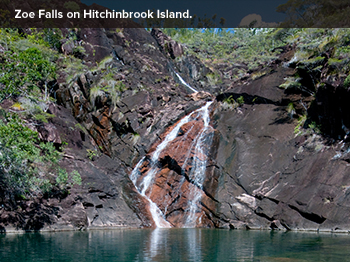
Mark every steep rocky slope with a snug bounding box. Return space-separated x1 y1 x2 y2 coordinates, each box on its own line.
1 28 350 232
0 28 214 231
214 69 350 232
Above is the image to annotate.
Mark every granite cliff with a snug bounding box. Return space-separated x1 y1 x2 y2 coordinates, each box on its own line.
1 28 350 233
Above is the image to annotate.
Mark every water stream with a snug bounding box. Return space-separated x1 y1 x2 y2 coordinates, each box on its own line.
175 72 199 93
130 101 214 228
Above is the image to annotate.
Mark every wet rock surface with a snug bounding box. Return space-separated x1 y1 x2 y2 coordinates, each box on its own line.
132 103 219 228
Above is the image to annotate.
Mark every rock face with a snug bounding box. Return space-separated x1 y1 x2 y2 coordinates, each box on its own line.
151 28 184 59
2 28 350 233
212 66 350 232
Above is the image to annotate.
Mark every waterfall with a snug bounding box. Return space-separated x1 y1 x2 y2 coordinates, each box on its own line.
130 157 172 228
175 72 199 93
183 102 214 227
129 101 214 228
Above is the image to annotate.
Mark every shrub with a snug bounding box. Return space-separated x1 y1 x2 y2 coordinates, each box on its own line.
287 102 296 118
0 115 80 200
279 77 302 90
294 115 307 136
236 96 244 105
344 74 350 87
222 95 244 108
63 1 80 12
0 47 56 101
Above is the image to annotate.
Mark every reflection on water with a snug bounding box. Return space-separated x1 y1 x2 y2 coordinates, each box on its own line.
1 229 350 261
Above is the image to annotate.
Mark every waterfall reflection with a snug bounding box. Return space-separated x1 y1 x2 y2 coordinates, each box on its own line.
147 228 164 260
1 230 349 261
142 229 204 262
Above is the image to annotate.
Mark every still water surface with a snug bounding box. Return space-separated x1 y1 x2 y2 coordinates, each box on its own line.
1 229 350 261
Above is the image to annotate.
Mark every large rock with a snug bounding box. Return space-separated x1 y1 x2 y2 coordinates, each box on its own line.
213 68 350 232
151 28 184 59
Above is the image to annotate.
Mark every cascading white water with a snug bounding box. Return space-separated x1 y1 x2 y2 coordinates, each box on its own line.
183 102 214 227
130 158 172 228
175 72 199 93
129 101 213 228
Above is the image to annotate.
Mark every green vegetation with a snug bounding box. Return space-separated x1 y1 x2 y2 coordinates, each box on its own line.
161 28 350 138
63 1 80 13
162 28 285 74
0 28 60 127
287 102 296 118
294 115 307 136
90 66 127 109
279 77 302 90
2 26 350 201
0 115 81 200
86 149 98 160
223 95 244 108
0 45 56 101
0 29 83 201
277 0 350 27
236 96 244 105
162 28 350 92
344 75 350 87
206 72 222 86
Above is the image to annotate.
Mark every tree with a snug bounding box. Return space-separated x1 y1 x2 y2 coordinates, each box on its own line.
277 0 350 27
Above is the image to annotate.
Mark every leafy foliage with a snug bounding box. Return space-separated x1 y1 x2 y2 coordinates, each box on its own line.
0 33 57 101
0 29 82 201
26 28 63 51
63 1 80 13
90 65 127 109
344 75 350 87
163 28 286 74
223 95 244 108
277 0 350 27
0 115 81 199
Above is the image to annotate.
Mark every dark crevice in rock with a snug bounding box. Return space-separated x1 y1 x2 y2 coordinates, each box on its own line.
254 207 274 221
159 156 183 175
165 207 185 219
157 156 219 204
280 220 292 230
201 188 220 203
83 202 94 208
200 201 222 219
111 121 134 138
88 189 103 193
308 83 350 141
270 221 280 230
97 193 115 199
168 195 181 207
295 200 307 206
264 196 280 205
288 204 326 224
91 214 99 225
